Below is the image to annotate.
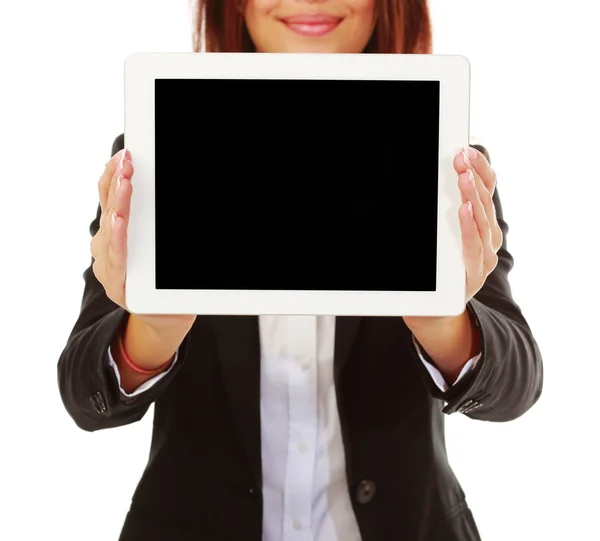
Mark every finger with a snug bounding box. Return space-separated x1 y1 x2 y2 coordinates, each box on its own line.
453 146 476 175
90 232 101 263
90 235 104 280
97 149 131 293
459 146 497 196
92 258 105 288
105 213 128 304
470 165 502 253
105 152 132 220
102 154 133 246
91 231 111 294
98 171 110 211
115 174 133 223
458 169 492 250
98 160 117 211
103 158 133 302
99 148 128 211
459 168 499 275
460 201 484 296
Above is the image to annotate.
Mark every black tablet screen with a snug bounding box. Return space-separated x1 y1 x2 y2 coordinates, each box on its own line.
154 78 439 291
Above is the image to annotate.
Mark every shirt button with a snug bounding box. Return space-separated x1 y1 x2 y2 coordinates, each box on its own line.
355 480 377 504
297 442 308 453
299 359 311 372
293 519 303 530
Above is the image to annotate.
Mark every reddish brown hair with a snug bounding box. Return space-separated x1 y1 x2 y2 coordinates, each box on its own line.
190 0 432 54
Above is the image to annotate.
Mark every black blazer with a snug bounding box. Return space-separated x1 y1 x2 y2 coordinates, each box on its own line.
58 135 543 541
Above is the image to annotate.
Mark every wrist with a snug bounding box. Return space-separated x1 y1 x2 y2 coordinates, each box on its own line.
118 329 171 376
410 311 477 378
404 314 458 335
135 313 196 336
121 314 191 371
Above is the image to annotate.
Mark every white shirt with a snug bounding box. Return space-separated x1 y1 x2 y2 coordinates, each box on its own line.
109 315 479 541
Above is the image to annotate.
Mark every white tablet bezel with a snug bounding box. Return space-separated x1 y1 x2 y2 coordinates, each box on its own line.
124 52 470 316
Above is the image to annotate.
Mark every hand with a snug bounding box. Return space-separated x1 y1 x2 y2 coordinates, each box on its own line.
454 145 503 302
90 149 196 333
404 146 502 331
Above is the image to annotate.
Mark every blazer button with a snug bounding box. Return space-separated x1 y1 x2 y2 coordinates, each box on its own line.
356 480 377 504
88 391 107 414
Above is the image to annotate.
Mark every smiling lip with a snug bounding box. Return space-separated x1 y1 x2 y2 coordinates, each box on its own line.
280 14 343 37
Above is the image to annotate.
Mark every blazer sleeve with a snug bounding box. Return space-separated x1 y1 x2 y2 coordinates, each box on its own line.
411 144 543 422
57 134 193 432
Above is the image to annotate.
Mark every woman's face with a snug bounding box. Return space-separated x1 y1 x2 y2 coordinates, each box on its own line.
245 0 377 53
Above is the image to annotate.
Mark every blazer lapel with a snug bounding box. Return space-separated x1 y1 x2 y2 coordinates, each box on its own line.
212 315 262 487
334 316 363 383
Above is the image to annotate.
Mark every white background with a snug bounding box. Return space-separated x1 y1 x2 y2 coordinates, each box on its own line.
0 1 598 539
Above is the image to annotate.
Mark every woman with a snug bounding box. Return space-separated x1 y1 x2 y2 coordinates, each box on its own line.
58 1 543 540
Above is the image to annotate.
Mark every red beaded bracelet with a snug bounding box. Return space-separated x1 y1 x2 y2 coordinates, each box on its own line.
118 331 172 376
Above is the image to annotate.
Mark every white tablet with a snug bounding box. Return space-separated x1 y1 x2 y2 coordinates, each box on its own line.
123 52 470 316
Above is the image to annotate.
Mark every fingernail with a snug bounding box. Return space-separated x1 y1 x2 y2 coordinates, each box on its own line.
116 176 122 194
467 146 478 160
118 148 127 171
111 212 117 227
467 169 475 186
461 149 471 167
467 201 473 218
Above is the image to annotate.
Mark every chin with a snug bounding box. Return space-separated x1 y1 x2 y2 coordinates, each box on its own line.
271 39 356 54
283 46 346 53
